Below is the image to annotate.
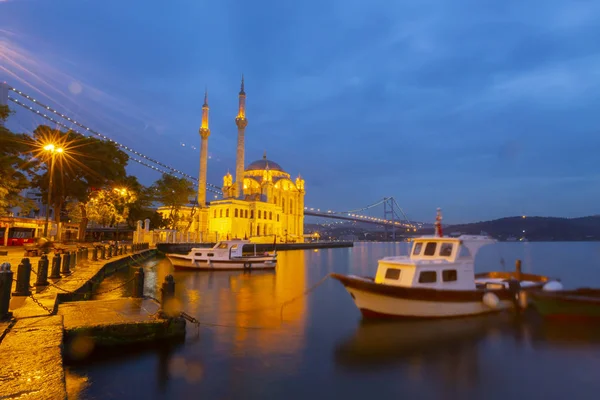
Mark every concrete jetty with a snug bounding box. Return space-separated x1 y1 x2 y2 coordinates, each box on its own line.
0 245 185 400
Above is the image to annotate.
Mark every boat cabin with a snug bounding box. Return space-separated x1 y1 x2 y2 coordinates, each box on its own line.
189 239 271 259
374 235 495 291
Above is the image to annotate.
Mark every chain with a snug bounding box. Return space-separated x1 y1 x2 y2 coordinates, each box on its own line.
94 276 137 295
28 293 54 315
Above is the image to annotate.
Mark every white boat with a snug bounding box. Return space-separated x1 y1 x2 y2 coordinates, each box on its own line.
166 239 277 271
331 209 558 319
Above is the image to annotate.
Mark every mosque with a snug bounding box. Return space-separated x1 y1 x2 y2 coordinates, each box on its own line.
161 77 305 243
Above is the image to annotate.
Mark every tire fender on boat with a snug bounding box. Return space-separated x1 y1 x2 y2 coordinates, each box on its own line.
482 292 500 309
543 281 563 291
518 291 528 309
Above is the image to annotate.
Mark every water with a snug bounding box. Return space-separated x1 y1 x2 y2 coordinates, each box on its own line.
68 242 600 400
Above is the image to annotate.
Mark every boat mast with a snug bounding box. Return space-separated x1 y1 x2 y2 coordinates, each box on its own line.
435 208 443 237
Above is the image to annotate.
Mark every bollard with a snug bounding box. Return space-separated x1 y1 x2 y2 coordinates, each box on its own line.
0 263 14 320
99 245 105 260
120 246 124 256
13 258 32 296
160 274 176 316
35 255 50 286
83 247 88 261
70 250 77 270
61 252 72 276
132 267 145 298
49 253 62 279
92 247 98 262
107 246 113 259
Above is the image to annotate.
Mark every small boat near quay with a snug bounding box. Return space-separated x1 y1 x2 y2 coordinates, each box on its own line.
166 239 277 271
529 288 600 321
332 209 560 319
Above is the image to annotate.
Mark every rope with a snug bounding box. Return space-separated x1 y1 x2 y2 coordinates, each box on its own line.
280 273 331 322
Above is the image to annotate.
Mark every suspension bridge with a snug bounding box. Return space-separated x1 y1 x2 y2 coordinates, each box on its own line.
2 82 418 233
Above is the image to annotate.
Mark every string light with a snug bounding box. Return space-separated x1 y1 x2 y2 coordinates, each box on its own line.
8 95 223 196
7 86 222 190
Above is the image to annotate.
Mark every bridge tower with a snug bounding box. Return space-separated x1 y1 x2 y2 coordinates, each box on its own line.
197 88 211 240
383 197 396 241
235 75 248 199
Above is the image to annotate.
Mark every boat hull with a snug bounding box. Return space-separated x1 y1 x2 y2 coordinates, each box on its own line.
331 273 518 319
530 289 600 321
166 254 277 271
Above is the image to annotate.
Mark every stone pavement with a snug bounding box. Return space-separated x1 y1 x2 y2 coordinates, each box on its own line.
0 247 159 400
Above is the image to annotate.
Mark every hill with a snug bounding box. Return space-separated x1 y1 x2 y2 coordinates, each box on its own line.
446 216 600 241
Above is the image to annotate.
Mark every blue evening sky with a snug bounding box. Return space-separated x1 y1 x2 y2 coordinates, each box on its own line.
2 0 600 223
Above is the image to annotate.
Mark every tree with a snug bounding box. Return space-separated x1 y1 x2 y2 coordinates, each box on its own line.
29 125 129 240
85 187 135 227
151 174 195 230
0 106 36 215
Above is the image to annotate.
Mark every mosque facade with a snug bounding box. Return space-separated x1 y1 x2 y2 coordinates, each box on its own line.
160 77 305 243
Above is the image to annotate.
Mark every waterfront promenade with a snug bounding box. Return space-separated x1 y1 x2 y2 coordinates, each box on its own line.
0 245 183 400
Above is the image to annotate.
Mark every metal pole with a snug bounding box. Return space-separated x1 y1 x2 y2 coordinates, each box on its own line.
44 152 55 237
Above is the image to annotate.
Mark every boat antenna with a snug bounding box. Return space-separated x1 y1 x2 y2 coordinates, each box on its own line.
435 208 443 237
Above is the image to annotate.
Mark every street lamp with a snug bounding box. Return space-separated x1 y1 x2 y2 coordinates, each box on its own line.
43 144 64 238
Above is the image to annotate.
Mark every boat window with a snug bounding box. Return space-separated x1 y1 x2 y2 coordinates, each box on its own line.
207 253 214 257
418 271 437 283
413 242 423 255
217 243 229 249
442 270 457 282
440 243 453 257
424 242 437 256
194 253 202 257
385 268 401 280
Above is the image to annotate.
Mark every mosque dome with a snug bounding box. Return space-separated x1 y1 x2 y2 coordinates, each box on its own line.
245 153 286 173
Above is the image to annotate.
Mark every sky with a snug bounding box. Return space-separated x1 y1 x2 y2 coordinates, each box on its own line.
2 0 600 224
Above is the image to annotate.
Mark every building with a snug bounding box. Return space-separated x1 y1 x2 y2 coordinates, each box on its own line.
158 77 305 243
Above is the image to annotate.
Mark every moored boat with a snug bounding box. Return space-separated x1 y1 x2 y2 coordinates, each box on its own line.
331 209 559 320
166 239 277 271
529 288 600 321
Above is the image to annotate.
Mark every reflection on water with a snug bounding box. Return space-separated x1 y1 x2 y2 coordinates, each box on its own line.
72 242 600 399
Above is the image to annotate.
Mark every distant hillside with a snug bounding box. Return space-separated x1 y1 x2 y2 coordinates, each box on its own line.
446 216 600 241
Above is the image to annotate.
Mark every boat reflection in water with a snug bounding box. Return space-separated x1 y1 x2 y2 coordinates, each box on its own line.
334 314 509 369
526 317 600 351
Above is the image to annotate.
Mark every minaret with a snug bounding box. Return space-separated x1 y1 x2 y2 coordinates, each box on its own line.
198 89 210 207
235 75 248 199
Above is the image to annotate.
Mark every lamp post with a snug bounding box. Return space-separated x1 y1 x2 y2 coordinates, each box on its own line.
43 144 63 238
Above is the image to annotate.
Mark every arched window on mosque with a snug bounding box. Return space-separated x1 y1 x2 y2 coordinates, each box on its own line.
250 210 254 219
226 209 230 218
244 210 248 218
274 196 277 205
258 210 262 219
257 225 261 236
277 214 280 222
219 209 223 218
282 201 285 213
269 211 272 220
235 209 238 218
213 210 216 218
290 199 293 214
